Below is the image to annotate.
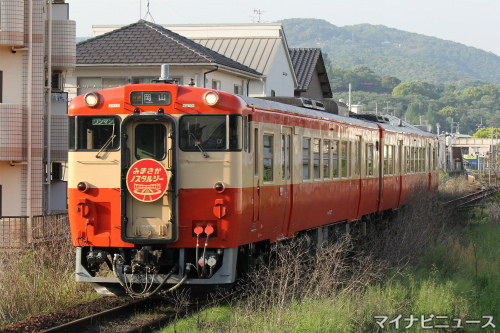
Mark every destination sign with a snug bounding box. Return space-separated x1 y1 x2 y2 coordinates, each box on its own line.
92 118 115 126
130 91 171 106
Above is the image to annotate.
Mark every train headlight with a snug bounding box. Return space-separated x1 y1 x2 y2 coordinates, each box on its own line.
203 91 219 106
84 92 99 107
214 182 225 193
77 181 89 192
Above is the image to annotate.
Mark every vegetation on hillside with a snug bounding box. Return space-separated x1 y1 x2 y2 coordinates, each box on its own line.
282 18 500 86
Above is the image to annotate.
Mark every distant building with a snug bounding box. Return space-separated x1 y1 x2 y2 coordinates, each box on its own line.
72 22 298 99
0 0 75 216
289 48 332 99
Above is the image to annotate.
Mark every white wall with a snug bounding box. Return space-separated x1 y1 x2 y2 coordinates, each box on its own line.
264 40 295 97
0 48 23 103
68 66 262 100
0 161 23 216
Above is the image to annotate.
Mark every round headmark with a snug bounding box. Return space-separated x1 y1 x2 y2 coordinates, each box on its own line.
126 159 168 202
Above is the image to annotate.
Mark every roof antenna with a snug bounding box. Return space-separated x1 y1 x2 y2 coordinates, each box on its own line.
143 0 155 23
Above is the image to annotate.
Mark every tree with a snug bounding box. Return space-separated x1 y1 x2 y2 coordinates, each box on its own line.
438 106 459 118
381 75 401 91
463 87 485 102
472 128 500 138
392 81 438 99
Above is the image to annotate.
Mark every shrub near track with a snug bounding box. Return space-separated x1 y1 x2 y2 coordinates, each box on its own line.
164 179 500 332
0 237 98 326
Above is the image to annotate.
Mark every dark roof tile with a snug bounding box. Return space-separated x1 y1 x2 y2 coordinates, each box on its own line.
77 21 261 75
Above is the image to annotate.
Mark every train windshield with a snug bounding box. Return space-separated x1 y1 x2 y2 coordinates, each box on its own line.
69 116 121 151
179 115 242 152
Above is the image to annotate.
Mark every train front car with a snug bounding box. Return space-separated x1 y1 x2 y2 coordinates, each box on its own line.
69 84 247 296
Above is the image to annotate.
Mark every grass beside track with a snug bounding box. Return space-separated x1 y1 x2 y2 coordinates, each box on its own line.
162 180 500 333
0 237 99 326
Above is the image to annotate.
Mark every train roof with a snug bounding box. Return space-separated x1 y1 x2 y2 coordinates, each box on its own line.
239 95 436 138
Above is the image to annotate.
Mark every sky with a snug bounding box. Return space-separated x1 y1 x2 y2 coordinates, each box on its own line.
68 0 500 57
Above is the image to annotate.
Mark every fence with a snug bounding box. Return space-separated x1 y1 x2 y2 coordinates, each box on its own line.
0 214 69 249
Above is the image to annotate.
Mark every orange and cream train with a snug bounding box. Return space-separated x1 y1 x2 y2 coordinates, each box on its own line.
69 82 438 296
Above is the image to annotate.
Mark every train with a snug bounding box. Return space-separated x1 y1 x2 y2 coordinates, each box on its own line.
68 77 439 297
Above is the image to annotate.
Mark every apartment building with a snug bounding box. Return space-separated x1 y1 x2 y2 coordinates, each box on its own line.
0 0 75 216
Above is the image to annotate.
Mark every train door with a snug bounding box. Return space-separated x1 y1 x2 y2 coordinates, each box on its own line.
120 114 178 244
280 127 293 236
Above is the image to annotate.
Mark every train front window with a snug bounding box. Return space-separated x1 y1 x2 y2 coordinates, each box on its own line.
71 116 120 151
135 124 166 160
179 115 242 152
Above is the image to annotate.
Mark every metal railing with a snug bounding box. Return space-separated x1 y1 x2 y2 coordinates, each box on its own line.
0 213 69 249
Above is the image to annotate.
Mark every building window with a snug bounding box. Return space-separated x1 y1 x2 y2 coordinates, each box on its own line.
263 134 274 182
234 84 242 95
0 71 2 103
77 77 127 96
131 77 156 84
212 80 221 90
302 138 310 180
271 90 276 97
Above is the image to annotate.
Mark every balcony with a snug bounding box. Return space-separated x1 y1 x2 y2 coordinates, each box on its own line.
0 0 24 46
48 20 76 69
0 104 24 161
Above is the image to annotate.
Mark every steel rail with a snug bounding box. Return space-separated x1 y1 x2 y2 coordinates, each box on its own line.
39 299 149 333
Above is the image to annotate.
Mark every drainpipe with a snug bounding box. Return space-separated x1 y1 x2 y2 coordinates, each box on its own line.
27 0 33 242
203 66 219 88
46 0 52 213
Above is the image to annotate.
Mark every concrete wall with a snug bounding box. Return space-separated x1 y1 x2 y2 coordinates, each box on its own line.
0 48 23 103
0 161 23 216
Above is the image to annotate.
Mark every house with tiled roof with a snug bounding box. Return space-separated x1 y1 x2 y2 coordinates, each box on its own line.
289 48 332 99
66 21 267 99
89 23 298 98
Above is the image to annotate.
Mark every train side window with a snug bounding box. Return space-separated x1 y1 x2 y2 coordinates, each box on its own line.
383 145 388 176
341 141 348 178
303 138 311 180
354 138 360 176
135 124 166 160
347 142 352 178
323 140 331 179
366 143 374 177
313 139 321 179
244 116 248 152
68 116 76 150
263 134 274 182
254 128 259 176
332 140 339 178
282 134 286 180
389 145 394 175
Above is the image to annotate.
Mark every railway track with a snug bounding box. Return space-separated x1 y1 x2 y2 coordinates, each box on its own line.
444 186 498 210
39 294 209 333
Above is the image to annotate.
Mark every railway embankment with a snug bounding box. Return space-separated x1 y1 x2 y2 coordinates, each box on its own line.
1 177 499 332
162 177 500 332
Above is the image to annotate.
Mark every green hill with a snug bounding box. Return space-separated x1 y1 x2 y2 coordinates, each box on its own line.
282 18 500 86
